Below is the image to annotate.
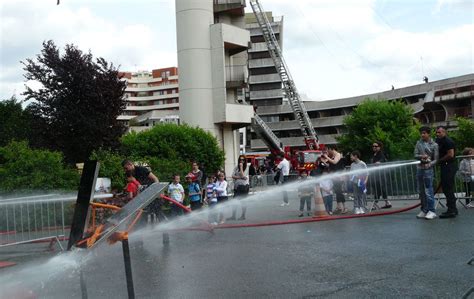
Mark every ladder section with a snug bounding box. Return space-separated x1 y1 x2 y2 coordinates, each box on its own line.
251 113 284 154
249 0 319 150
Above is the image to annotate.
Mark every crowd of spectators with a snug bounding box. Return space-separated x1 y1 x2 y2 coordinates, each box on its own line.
99 129 472 225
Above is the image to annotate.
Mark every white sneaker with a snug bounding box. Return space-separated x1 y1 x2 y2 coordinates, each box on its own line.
416 211 426 219
280 202 289 207
354 208 361 214
359 208 366 215
425 211 437 220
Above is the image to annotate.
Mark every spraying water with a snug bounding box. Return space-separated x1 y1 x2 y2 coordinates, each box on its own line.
0 160 421 297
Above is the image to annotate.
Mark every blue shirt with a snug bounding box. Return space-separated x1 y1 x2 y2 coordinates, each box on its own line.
188 182 201 202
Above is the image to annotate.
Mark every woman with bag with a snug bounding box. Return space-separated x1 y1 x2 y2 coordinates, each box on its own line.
227 155 249 220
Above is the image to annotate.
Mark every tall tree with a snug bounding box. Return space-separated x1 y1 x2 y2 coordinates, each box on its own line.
337 99 419 161
22 40 126 164
450 117 474 152
0 96 31 147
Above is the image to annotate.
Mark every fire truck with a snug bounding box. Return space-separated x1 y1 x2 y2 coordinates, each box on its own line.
249 0 325 174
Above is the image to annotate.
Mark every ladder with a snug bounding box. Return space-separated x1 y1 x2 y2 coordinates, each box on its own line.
249 0 319 150
251 113 284 154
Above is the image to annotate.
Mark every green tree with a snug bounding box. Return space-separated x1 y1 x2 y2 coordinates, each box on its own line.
121 123 225 180
451 117 474 152
22 40 127 164
0 97 32 147
337 99 419 161
0 141 79 193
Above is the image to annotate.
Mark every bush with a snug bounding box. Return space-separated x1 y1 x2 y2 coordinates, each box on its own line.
0 141 79 193
121 123 225 175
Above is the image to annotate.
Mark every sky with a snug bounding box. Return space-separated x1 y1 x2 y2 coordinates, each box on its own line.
0 0 473 102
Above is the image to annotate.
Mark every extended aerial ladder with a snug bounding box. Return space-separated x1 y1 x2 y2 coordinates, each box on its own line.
249 0 320 151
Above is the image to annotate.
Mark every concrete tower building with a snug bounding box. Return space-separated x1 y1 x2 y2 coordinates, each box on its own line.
175 0 254 175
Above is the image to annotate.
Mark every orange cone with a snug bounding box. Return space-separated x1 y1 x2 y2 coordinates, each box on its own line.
313 184 329 218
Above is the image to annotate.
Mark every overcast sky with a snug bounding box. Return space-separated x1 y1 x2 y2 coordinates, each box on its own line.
1 0 473 102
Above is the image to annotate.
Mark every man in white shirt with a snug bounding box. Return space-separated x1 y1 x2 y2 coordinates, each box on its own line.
277 155 291 206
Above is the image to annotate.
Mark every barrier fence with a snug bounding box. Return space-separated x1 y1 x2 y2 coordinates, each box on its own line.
1 157 472 248
0 193 112 248
248 157 473 205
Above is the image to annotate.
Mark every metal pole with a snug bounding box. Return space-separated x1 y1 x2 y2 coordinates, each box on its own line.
163 232 170 245
80 268 88 299
122 238 135 299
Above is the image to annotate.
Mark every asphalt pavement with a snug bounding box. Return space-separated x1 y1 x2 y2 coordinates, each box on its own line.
1 198 473 298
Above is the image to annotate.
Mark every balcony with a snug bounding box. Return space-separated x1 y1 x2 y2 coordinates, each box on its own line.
250 89 283 100
117 115 135 121
249 58 275 68
124 103 179 111
125 83 179 92
127 77 162 84
225 65 247 88
126 93 179 102
250 134 339 149
248 42 268 53
248 25 280 37
213 0 245 15
261 115 345 132
249 73 280 84
434 90 474 102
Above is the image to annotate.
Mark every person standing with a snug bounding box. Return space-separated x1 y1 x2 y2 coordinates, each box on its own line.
435 126 458 218
320 169 334 215
297 171 313 217
215 172 228 224
414 126 439 220
122 160 159 186
277 154 291 206
350 151 368 214
322 145 347 214
228 155 249 220
370 141 392 209
191 161 203 186
167 174 185 216
458 148 474 206
186 173 202 211
122 160 160 223
205 174 218 224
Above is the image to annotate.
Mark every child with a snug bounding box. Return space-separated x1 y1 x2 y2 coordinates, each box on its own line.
297 171 314 217
215 172 228 224
350 151 368 214
320 169 334 215
186 173 202 211
205 174 218 224
167 174 185 216
125 171 141 202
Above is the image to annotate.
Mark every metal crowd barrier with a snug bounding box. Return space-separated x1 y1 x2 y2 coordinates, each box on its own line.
0 193 112 248
247 156 473 206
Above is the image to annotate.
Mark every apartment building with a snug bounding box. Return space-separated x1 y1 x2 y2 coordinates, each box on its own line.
117 67 179 125
245 12 284 107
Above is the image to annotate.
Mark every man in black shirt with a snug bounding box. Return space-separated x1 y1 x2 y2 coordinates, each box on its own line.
370 141 392 209
122 160 159 187
122 160 160 224
435 126 457 218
